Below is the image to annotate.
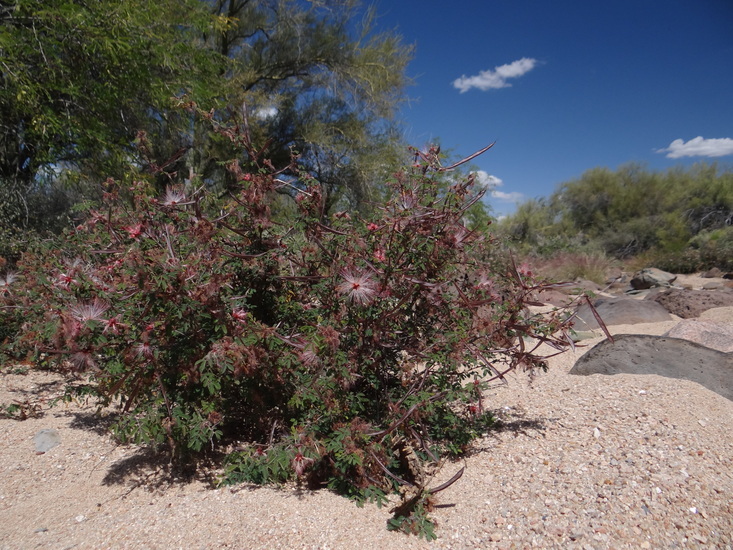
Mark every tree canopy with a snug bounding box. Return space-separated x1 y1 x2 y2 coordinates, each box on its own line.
201 0 413 213
0 0 413 233
0 0 221 223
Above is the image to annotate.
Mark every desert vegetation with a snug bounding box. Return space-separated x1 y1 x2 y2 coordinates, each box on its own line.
0 0 573 538
496 163 733 279
2 0 730 541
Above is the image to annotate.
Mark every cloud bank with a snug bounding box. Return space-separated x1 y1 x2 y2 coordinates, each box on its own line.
657 136 733 158
453 58 538 93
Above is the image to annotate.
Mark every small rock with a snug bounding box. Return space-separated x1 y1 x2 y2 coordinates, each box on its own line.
701 267 723 278
702 281 723 290
33 429 61 454
630 268 677 290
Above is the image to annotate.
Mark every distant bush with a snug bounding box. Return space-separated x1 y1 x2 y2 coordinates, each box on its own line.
524 250 616 285
3 117 574 538
689 226 733 272
497 163 733 266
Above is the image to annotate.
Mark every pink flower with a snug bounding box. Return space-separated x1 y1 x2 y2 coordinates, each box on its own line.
135 342 154 360
336 270 378 305
451 226 470 248
55 272 78 289
292 452 314 477
70 299 109 322
103 315 125 335
517 263 533 277
373 248 386 263
298 347 319 367
124 224 143 239
0 272 16 294
70 351 98 372
366 222 379 231
162 185 187 206
231 308 248 323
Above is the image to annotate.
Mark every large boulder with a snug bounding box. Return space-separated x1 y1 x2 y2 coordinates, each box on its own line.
573 296 673 331
647 288 733 318
569 335 733 401
663 320 733 352
630 268 677 290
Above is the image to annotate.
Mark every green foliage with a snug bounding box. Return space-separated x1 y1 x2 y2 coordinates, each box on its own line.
689 226 733 271
2 0 411 243
4 115 574 537
387 492 437 540
201 0 414 214
497 163 733 270
0 0 221 194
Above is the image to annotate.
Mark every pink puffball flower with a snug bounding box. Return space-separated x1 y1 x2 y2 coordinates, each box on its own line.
70 299 109 323
231 308 249 323
162 186 187 206
292 452 314 477
336 270 378 306
103 315 125 335
124 224 144 239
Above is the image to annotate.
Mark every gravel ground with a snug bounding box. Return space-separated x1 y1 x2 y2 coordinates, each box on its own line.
1 283 731 549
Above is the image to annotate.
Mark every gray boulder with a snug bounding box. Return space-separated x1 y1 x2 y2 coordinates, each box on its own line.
569 335 733 401
648 288 733 318
630 268 677 290
663 319 733 352
573 297 673 331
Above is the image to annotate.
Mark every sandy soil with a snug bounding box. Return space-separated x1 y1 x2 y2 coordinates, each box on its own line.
1 275 731 549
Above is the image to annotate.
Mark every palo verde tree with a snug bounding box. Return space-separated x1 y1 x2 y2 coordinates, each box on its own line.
192 0 414 216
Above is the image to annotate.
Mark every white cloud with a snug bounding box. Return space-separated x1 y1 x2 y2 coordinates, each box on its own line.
472 170 502 189
491 190 524 202
254 106 279 120
657 136 733 158
471 170 524 203
453 57 538 93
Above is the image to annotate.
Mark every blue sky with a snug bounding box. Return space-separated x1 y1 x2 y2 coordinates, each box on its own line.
373 1 733 216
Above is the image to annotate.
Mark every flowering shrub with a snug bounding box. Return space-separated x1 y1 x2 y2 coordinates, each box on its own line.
4 117 577 537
